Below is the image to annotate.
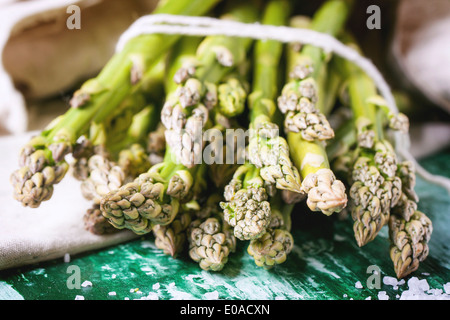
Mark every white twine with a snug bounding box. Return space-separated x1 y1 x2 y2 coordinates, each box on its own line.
115 14 450 193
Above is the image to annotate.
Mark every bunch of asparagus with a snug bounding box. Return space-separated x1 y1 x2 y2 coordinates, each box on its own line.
10 0 432 279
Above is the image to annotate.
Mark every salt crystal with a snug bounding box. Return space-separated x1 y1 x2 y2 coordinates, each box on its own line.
152 283 160 290
407 277 430 293
365 296 372 300
378 291 389 300
145 292 159 300
75 295 84 300
444 283 450 294
343 294 347 298
427 288 443 296
355 281 363 289
399 277 439 300
64 253 71 263
204 291 219 300
383 276 401 290
111 274 116 279
81 280 92 288
383 276 398 287
108 292 116 296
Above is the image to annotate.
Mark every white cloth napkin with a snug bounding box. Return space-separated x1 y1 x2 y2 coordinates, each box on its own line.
0 132 138 271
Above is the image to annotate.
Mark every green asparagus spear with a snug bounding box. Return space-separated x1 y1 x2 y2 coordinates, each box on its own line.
389 211 432 279
161 1 259 168
221 0 298 241
188 194 236 271
279 0 352 215
335 50 405 247
388 160 432 278
247 0 302 194
247 193 295 269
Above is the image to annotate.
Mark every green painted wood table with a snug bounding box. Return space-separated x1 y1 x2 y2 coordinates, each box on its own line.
1 149 449 301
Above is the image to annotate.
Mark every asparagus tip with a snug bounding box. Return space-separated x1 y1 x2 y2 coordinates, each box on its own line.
301 168 347 215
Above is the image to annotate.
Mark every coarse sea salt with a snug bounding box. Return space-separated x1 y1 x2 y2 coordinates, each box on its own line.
427 288 443 296
141 292 159 300
64 253 70 263
399 277 450 300
75 295 84 300
81 280 92 288
378 291 389 300
444 283 450 294
204 291 219 300
407 277 429 293
108 292 116 296
382 276 405 290
355 281 363 289
152 283 160 290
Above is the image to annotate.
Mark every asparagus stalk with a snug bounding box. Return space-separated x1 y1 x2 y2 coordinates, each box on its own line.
161 2 258 168
329 53 433 273
247 0 302 194
221 164 272 240
247 193 295 269
10 0 221 208
220 0 297 241
335 51 407 247
279 0 352 215
389 210 432 279
188 194 236 271
388 158 432 278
